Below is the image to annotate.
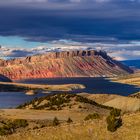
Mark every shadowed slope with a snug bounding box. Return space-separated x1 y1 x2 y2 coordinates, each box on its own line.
0 74 12 82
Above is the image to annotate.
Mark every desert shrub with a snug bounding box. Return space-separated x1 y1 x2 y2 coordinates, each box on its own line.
0 126 13 136
75 95 113 110
106 109 122 132
106 115 122 132
57 106 62 110
49 95 70 107
33 126 39 130
0 119 28 136
17 93 114 112
40 125 45 128
65 94 76 99
67 117 73 123
84 113 100 121
110 109 121 117
53 117 59 126
69 105 72 109
78 105 82 108
48 106 57 110
12 119 28 128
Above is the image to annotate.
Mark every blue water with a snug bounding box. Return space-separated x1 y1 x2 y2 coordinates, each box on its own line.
0 92 45 109
19 77 140 96
1 77 140 109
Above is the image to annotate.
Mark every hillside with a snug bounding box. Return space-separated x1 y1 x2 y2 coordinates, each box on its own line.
0 74 11 82
79 93 140 113
104 96 140 112
113 72 140 86
0 50 133 80
2 112 140 140
0 93 140 139
16 93 112 115
0 94 140 140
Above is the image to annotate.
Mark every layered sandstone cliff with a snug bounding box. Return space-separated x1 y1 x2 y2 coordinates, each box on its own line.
0 50 133 80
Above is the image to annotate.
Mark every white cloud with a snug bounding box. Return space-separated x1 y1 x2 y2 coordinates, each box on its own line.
1 40 140 60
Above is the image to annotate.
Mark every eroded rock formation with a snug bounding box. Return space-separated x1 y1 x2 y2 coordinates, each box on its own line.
0 50 133 80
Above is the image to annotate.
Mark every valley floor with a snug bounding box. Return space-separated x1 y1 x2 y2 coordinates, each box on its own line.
0 109 88 121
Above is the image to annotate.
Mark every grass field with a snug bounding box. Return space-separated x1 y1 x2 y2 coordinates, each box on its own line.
112 72 140 86
0 112 140 140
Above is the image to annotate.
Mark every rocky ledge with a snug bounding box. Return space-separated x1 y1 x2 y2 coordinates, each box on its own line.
0 50 133 80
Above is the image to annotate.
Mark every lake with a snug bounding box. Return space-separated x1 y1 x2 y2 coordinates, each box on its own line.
0 77 140 109
0 92 45 109
19 77 140 95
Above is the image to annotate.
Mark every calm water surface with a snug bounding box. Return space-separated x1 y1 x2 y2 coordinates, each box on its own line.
1 77 140 109
0 92 45 109
19 77 140 95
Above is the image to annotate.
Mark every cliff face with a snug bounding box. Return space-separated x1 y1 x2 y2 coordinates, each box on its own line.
0 50 133 80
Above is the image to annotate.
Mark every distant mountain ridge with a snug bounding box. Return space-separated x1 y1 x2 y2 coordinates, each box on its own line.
121 60 140 69
0 50 133 80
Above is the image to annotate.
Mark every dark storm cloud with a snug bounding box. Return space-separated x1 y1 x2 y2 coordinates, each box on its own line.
0 0 140 42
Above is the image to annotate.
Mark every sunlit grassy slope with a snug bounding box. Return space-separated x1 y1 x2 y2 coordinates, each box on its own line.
112 71 140 86
1 112 140 140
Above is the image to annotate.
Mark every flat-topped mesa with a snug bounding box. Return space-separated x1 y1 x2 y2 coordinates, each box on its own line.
43 50 108 58
0 50 107 66
0 50 133 80
40 50 98 58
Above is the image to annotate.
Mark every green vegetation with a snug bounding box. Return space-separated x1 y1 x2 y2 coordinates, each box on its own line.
67 117 73 123
106 109 122 132
53 117 60 126
0 119 28 136
110 109 121 117
17 93 74 110
75 95 114 110
0 126 13 136
84 113 100 121
17 93 114 111
12 119 28 128
78 105 82 108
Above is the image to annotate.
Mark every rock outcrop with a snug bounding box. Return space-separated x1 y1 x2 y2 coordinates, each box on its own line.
0 50 133 80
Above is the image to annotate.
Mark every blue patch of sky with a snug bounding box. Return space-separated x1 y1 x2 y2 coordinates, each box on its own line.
0 36 49 48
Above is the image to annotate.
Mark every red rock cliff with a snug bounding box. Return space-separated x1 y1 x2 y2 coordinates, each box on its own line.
0 50 133 80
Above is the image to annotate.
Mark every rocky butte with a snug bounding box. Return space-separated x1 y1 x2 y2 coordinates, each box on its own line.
0 50 133 81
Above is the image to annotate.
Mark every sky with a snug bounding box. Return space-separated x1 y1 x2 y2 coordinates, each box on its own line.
0 0 140 60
